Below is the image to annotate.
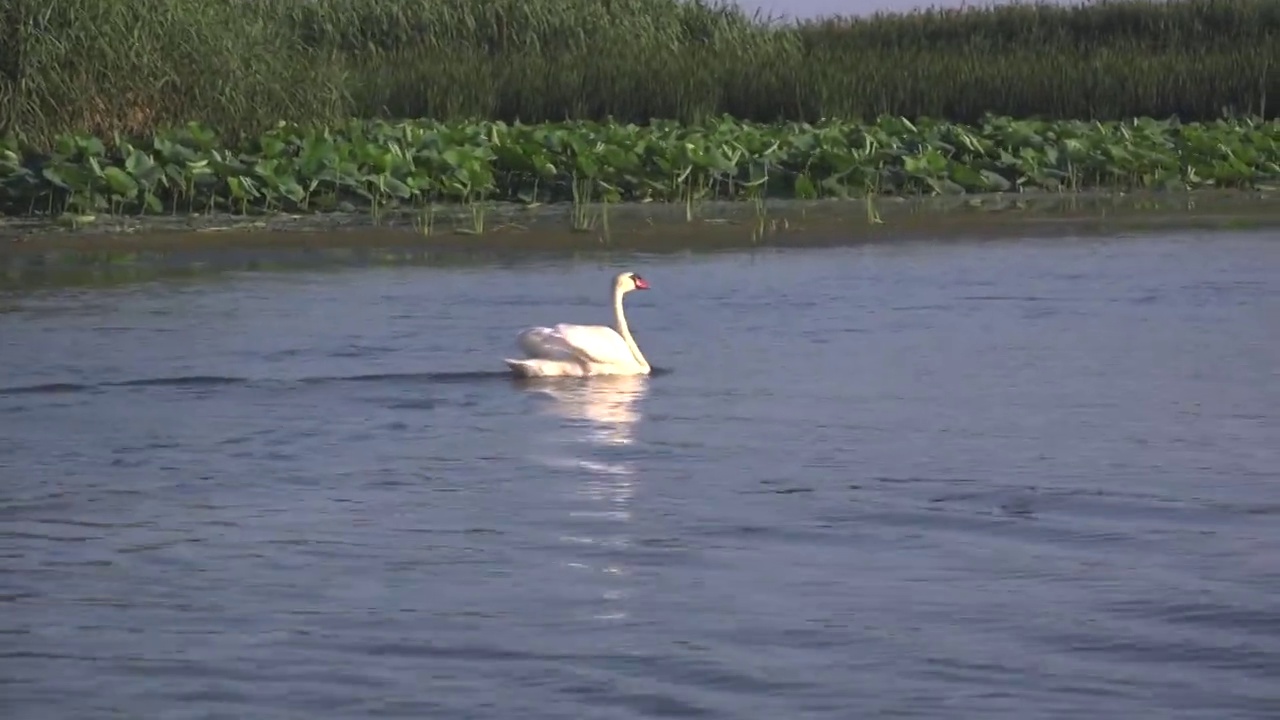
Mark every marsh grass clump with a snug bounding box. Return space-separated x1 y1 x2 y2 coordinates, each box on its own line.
1 0 1278 151
287 0 795 126
792 0 1279 122
0 0 348 149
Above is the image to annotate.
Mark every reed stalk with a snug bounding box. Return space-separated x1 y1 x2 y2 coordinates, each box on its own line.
2 0 1277 151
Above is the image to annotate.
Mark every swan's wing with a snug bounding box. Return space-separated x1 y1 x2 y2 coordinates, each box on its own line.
552 323 637 365
516 326 586 363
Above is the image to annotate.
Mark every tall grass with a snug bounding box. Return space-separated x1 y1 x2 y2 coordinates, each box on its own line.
2 0 1277 150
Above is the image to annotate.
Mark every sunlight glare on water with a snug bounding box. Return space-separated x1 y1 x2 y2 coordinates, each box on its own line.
525 376 648 621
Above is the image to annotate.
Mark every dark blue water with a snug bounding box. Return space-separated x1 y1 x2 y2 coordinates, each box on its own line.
2 230 1278 719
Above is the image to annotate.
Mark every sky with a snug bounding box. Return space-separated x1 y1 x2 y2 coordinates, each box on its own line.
730 0 1067 21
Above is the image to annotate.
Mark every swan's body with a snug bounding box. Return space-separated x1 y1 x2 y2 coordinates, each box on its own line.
504 272 652 378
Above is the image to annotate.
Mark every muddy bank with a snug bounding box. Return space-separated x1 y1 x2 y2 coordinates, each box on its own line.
6 189 1280 246
3 190 1279 291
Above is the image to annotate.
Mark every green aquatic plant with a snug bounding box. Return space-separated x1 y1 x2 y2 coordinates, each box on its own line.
2 115 1278 220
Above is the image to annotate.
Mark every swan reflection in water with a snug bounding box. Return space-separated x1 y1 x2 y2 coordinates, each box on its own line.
522 373 648 446
517 374 650 620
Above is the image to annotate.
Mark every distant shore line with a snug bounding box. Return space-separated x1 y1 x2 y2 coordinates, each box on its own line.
5 189 1280 293
5 189 1280 249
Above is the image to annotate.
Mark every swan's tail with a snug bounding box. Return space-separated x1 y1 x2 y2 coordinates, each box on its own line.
504 358 540 377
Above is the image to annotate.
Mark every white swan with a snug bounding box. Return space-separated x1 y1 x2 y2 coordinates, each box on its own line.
504 271 652 378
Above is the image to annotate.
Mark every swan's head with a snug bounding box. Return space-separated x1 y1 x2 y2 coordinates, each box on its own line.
614 271 649 294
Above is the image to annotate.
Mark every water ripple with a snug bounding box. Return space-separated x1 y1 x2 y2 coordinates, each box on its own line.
2 233 1278 719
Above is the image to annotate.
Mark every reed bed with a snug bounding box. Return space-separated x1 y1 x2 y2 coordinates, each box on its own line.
5 116 1278 223
2 0 1278 151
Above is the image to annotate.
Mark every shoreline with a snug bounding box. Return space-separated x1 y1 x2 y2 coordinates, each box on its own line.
3 190 1280 293
2 188 1280 294
5 189 1280 248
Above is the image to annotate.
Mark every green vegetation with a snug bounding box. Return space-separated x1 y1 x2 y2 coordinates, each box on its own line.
4 0 1278 226
3 0 1278 149
4 116 1278 224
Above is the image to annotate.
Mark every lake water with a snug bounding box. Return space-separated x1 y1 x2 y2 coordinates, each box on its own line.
2 227 1278 719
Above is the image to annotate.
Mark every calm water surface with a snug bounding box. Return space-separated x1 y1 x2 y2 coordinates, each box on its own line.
2 230 1279 719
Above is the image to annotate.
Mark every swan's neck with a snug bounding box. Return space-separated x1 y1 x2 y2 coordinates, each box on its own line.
613 287 650 370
